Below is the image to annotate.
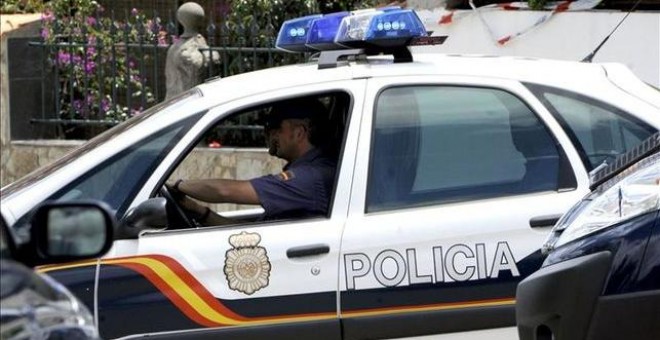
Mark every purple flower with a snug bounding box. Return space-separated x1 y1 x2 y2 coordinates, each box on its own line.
101 98 110 112
57 51 71 64
41 28 50 39
87 17 97 26
42 11 54 22
131 8 139 16
84 61 96 74
149 19 163 32
55 51 82 66
128 60 136 68
73 100 83 111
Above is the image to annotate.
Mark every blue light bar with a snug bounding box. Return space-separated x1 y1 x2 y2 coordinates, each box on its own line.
305 11 349 51
275 8 429 53
276 14 323 52
336 9 427 48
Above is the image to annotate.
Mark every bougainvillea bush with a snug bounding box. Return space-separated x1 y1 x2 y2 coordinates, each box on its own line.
40 0 167 122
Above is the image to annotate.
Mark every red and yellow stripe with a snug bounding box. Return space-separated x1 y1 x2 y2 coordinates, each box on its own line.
39 255 515 327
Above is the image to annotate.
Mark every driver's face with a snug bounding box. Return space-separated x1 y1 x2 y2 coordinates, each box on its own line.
265 119 296 160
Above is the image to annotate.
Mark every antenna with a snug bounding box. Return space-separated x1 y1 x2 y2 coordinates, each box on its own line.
582 0 642 63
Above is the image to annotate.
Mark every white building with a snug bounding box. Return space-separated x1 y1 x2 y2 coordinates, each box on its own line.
406 2 659 86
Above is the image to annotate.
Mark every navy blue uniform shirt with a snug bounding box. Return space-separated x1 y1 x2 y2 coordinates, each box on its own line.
250 148 336 220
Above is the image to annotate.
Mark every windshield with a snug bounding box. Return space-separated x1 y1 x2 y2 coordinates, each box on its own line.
0 90 202 198
47 119 199 217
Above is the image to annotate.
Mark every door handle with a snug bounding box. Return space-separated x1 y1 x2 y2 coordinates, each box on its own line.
529 214 562 228
287 244 330 258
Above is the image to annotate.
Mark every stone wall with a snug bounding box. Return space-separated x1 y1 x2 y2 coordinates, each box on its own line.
1 14 42 187
1 141 82 186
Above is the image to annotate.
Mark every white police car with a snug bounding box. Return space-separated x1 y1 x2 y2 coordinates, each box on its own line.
1 7 659 339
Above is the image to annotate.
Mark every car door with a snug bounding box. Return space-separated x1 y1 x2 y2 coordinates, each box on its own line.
93 80 367 339
339 76 589 339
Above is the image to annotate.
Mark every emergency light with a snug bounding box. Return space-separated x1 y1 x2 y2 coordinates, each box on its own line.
275 14 323 52
275 7 428 53
305 11 350 51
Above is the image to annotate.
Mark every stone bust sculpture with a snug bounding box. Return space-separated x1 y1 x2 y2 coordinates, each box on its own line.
165 2 219 100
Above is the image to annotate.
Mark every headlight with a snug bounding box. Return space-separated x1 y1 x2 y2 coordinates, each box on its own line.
547 153 659 250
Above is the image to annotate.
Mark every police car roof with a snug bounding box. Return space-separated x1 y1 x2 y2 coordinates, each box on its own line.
196 53 615 105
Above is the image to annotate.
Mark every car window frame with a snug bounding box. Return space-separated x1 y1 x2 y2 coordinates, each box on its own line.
365 83 575 214
153 89 357 229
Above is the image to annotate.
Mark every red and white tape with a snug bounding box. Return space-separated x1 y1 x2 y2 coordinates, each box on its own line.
438 0 602 45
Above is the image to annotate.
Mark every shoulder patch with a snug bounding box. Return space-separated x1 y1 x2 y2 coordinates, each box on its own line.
277 170 295 181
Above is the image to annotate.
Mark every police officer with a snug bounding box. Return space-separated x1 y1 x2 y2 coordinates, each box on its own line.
170 96 336 225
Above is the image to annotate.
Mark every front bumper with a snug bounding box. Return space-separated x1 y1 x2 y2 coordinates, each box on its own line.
516 251 660 340
516 251 611 340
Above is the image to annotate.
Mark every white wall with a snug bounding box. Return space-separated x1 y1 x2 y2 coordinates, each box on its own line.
411 9 660 86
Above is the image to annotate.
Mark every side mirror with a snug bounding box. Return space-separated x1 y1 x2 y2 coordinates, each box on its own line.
29 201 115 265
117 198 168 239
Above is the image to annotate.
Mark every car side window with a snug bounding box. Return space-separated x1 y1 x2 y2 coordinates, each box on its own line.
169 91 351 219
525 83 657 171
366 86 561 213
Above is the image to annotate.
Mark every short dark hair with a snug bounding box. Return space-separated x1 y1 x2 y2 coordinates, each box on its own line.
264 97 328 146
264 97 327 129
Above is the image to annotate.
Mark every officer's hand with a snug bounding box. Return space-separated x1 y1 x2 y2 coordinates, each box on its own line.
165 180 185 201
178 195 200 211
177 195 211 221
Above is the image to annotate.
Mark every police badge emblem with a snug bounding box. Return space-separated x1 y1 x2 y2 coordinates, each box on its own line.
224 231 271 295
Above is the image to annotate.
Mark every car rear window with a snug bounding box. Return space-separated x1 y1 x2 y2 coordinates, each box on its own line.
525 83 657 172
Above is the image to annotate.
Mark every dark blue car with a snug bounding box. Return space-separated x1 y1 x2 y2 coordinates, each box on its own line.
516 133 660 340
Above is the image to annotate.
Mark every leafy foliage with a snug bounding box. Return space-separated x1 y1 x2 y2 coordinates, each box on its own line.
317 0 381 13
527 0 548 10
214 0 380 76
41 0 161 122
0 0 44 14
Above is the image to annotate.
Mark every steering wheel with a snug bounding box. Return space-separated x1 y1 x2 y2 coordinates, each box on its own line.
159 185 197 229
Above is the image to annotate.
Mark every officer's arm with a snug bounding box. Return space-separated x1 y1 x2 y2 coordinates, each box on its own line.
173 195 235 226
177 179 260 205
